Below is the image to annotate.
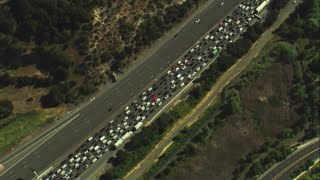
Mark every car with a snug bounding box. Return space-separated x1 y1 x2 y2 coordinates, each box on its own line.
188 74 192 79
69 158 74 163
158 102 163 106
180 76 184 81
171 84 176 89
142 96 147 101
177 74 182 79
180 82 185 87
164 94 170 100
202 63 207 68
167 70 172 75
195 19 200 23
125 106 129 111
196 67 201 71
171 80 175 84
88 137 93 142
75 163 80 168
92 158 98 163
148 87 153 92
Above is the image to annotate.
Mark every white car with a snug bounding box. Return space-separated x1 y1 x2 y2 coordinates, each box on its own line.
171 84 176 89
164 94 170 99
92 158 98 163
141 116 146 120
196 67 201 72
148 87 153 92
195 19 200 23
180 82 185 87
205 35 210 40
220 2 224 6
125 106 129 111
177 74 182 79
180 76 184 81
167 70 172 75
182 65 186 70
171 80 175 84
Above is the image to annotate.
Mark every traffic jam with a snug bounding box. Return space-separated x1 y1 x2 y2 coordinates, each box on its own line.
43 0 266 179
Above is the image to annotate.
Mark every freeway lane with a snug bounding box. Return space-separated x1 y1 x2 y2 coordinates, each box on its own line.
259 139 320 180
0 0 241 179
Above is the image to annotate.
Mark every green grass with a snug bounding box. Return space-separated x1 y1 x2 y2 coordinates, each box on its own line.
0 111 53 154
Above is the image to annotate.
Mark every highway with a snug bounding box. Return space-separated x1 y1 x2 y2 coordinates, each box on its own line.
259 139 320 180
0 0 243 179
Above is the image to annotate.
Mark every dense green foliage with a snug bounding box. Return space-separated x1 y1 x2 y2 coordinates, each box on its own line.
6 0 90 44
0 100 13 119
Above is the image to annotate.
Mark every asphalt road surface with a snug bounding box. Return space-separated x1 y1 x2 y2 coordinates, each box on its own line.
0 0 242 179
260 139 320 180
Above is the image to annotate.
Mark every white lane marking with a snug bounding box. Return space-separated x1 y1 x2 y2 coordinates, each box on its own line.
0 114 79 176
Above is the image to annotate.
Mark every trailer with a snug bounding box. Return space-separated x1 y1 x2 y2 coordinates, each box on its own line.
255 0 270 14
114 139 123 148
121 131 133 141
134 122 143 130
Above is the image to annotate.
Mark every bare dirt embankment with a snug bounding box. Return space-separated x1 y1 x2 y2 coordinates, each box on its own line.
166 61 298 180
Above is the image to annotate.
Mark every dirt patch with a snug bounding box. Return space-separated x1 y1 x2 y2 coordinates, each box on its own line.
0 86 48 114
240 63 298 137
166 62 298 180
167 111 264 180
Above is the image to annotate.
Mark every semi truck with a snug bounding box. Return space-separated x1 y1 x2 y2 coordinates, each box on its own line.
134 122 143 130
114 131 134 148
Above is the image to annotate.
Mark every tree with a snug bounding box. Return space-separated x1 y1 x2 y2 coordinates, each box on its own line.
247 161 264 177
0 10 16 35
40 86 65 108
223 89 242 115
0 100 14 119
79 82 96 95
217 51 236 71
